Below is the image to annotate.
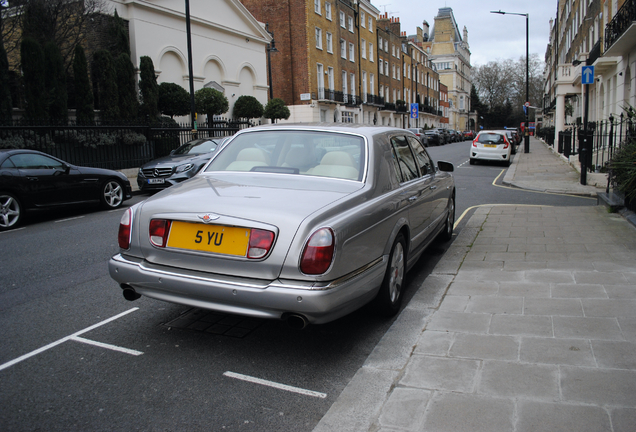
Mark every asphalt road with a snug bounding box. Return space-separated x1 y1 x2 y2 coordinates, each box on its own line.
0 140 596 431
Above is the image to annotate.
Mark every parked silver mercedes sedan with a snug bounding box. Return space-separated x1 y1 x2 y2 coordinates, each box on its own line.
109 124 455 328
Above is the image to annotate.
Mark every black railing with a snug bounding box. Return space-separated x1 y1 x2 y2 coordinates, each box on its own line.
551 115 635 175
589 39 601 65
366 94 385 106
0 118 253 170
605 0 636 52
317 88 361 106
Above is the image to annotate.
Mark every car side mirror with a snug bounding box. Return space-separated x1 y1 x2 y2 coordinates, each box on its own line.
437 161 454 172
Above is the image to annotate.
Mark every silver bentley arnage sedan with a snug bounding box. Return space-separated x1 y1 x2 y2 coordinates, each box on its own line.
109 124 455 328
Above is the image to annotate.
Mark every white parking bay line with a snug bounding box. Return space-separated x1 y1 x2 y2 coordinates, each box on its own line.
55 216 85 223
71 336 143 356
224 371 327 399
0 307 140 372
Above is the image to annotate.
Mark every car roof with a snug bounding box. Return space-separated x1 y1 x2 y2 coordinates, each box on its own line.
233 123 415 140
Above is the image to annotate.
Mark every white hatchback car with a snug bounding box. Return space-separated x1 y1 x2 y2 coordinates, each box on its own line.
469 131 512 166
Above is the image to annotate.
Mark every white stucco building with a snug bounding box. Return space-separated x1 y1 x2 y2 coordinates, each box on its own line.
106 0 271 120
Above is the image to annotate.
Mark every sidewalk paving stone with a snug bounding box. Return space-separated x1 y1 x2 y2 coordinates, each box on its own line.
313 137 636 432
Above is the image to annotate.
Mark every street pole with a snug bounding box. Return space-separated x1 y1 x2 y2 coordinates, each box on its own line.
185 0 197 136
491 10 530 152
524 13 530 153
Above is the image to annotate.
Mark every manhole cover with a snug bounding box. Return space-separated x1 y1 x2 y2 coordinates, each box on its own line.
164 308 264 339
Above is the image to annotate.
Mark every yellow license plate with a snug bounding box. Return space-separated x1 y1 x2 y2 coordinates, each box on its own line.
483 144 497 148
167 221 250 256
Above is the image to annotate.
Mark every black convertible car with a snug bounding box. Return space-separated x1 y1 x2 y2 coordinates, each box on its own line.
0 149 132 230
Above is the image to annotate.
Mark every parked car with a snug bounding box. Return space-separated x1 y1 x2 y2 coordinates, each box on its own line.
137 137 226 192
434 129 450 144
448 129 459 142
0 149 132 231
498 130 519 154
470 130 512 166
406 127 430 147
462 130 475 140
109 124 456 328
424 130 442 146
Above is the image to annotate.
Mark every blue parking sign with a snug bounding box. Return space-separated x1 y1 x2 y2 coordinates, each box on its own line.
410 103 419 119
581 65 595 85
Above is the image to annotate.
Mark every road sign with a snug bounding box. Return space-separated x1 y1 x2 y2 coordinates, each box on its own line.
581 65 595 85
410 103 419 119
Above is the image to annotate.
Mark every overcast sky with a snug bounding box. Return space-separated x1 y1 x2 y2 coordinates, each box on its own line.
382 0 557 66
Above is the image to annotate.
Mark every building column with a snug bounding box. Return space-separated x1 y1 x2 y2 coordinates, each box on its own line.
554 93 566 145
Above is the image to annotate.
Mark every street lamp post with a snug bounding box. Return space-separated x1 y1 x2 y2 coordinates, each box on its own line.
185 0 197 137
491 10 530 153
265 23 278 101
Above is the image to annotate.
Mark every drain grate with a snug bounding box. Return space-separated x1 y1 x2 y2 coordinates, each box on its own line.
163 308 264 338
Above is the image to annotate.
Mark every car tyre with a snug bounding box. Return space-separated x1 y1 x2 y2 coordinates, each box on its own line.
440 195 455 242
375 233 406 317
101 179 124 209
469 159 475 165
0 192 22 231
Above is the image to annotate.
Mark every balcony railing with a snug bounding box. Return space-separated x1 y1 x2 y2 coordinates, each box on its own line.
589 39 601 64
366 94 385 106
605 0 636 52
317 88 361 106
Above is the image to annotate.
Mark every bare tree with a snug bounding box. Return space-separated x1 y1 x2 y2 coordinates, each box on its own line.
2 0 110 72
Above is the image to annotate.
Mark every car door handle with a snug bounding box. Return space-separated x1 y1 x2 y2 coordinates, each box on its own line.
27 177 39 181
408 196 418 202
430 185 437 190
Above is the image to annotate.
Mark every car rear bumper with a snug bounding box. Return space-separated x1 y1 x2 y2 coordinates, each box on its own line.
109 253 387 324
470 147 510 161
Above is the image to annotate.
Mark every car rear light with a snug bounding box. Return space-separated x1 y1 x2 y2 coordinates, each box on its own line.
247 229 275 259
503 137 510 149
118 208 133 249
472 138 478 147
149 219 171 247
300 228 335 275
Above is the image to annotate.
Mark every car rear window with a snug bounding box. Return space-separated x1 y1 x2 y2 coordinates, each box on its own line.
205 130 365 181
477 133 505 144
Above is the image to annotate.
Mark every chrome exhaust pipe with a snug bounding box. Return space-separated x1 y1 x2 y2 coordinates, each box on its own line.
286 314 309 330
121 285 141 301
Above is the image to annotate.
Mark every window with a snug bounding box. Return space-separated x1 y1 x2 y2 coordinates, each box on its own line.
368 17 373 31
315 27 323 50
325 2 331 20
390 136 418 182
348 16 354 32
342 70 348 100
327 67 334 90
342 111 354 123
340 39 346 58
361 39 366 59
392 44 395 57
361 11 366 27
369 43 374 62
379 84 384 97
326 32 333 53
378 37 383 50
314 0 321 14
406 136 433 175
392 64 396 79
349 42 355 62
317 64 324 98
340 11 345 28
362 71 367 100
370 73 374 95
384 40 388 51
350 73 355 96
384 60 389 76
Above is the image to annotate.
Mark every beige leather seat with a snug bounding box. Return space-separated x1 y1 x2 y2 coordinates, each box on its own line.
308 151 359 180
225 147 269 171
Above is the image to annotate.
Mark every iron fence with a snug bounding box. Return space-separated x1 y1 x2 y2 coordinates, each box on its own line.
0 118 254 170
